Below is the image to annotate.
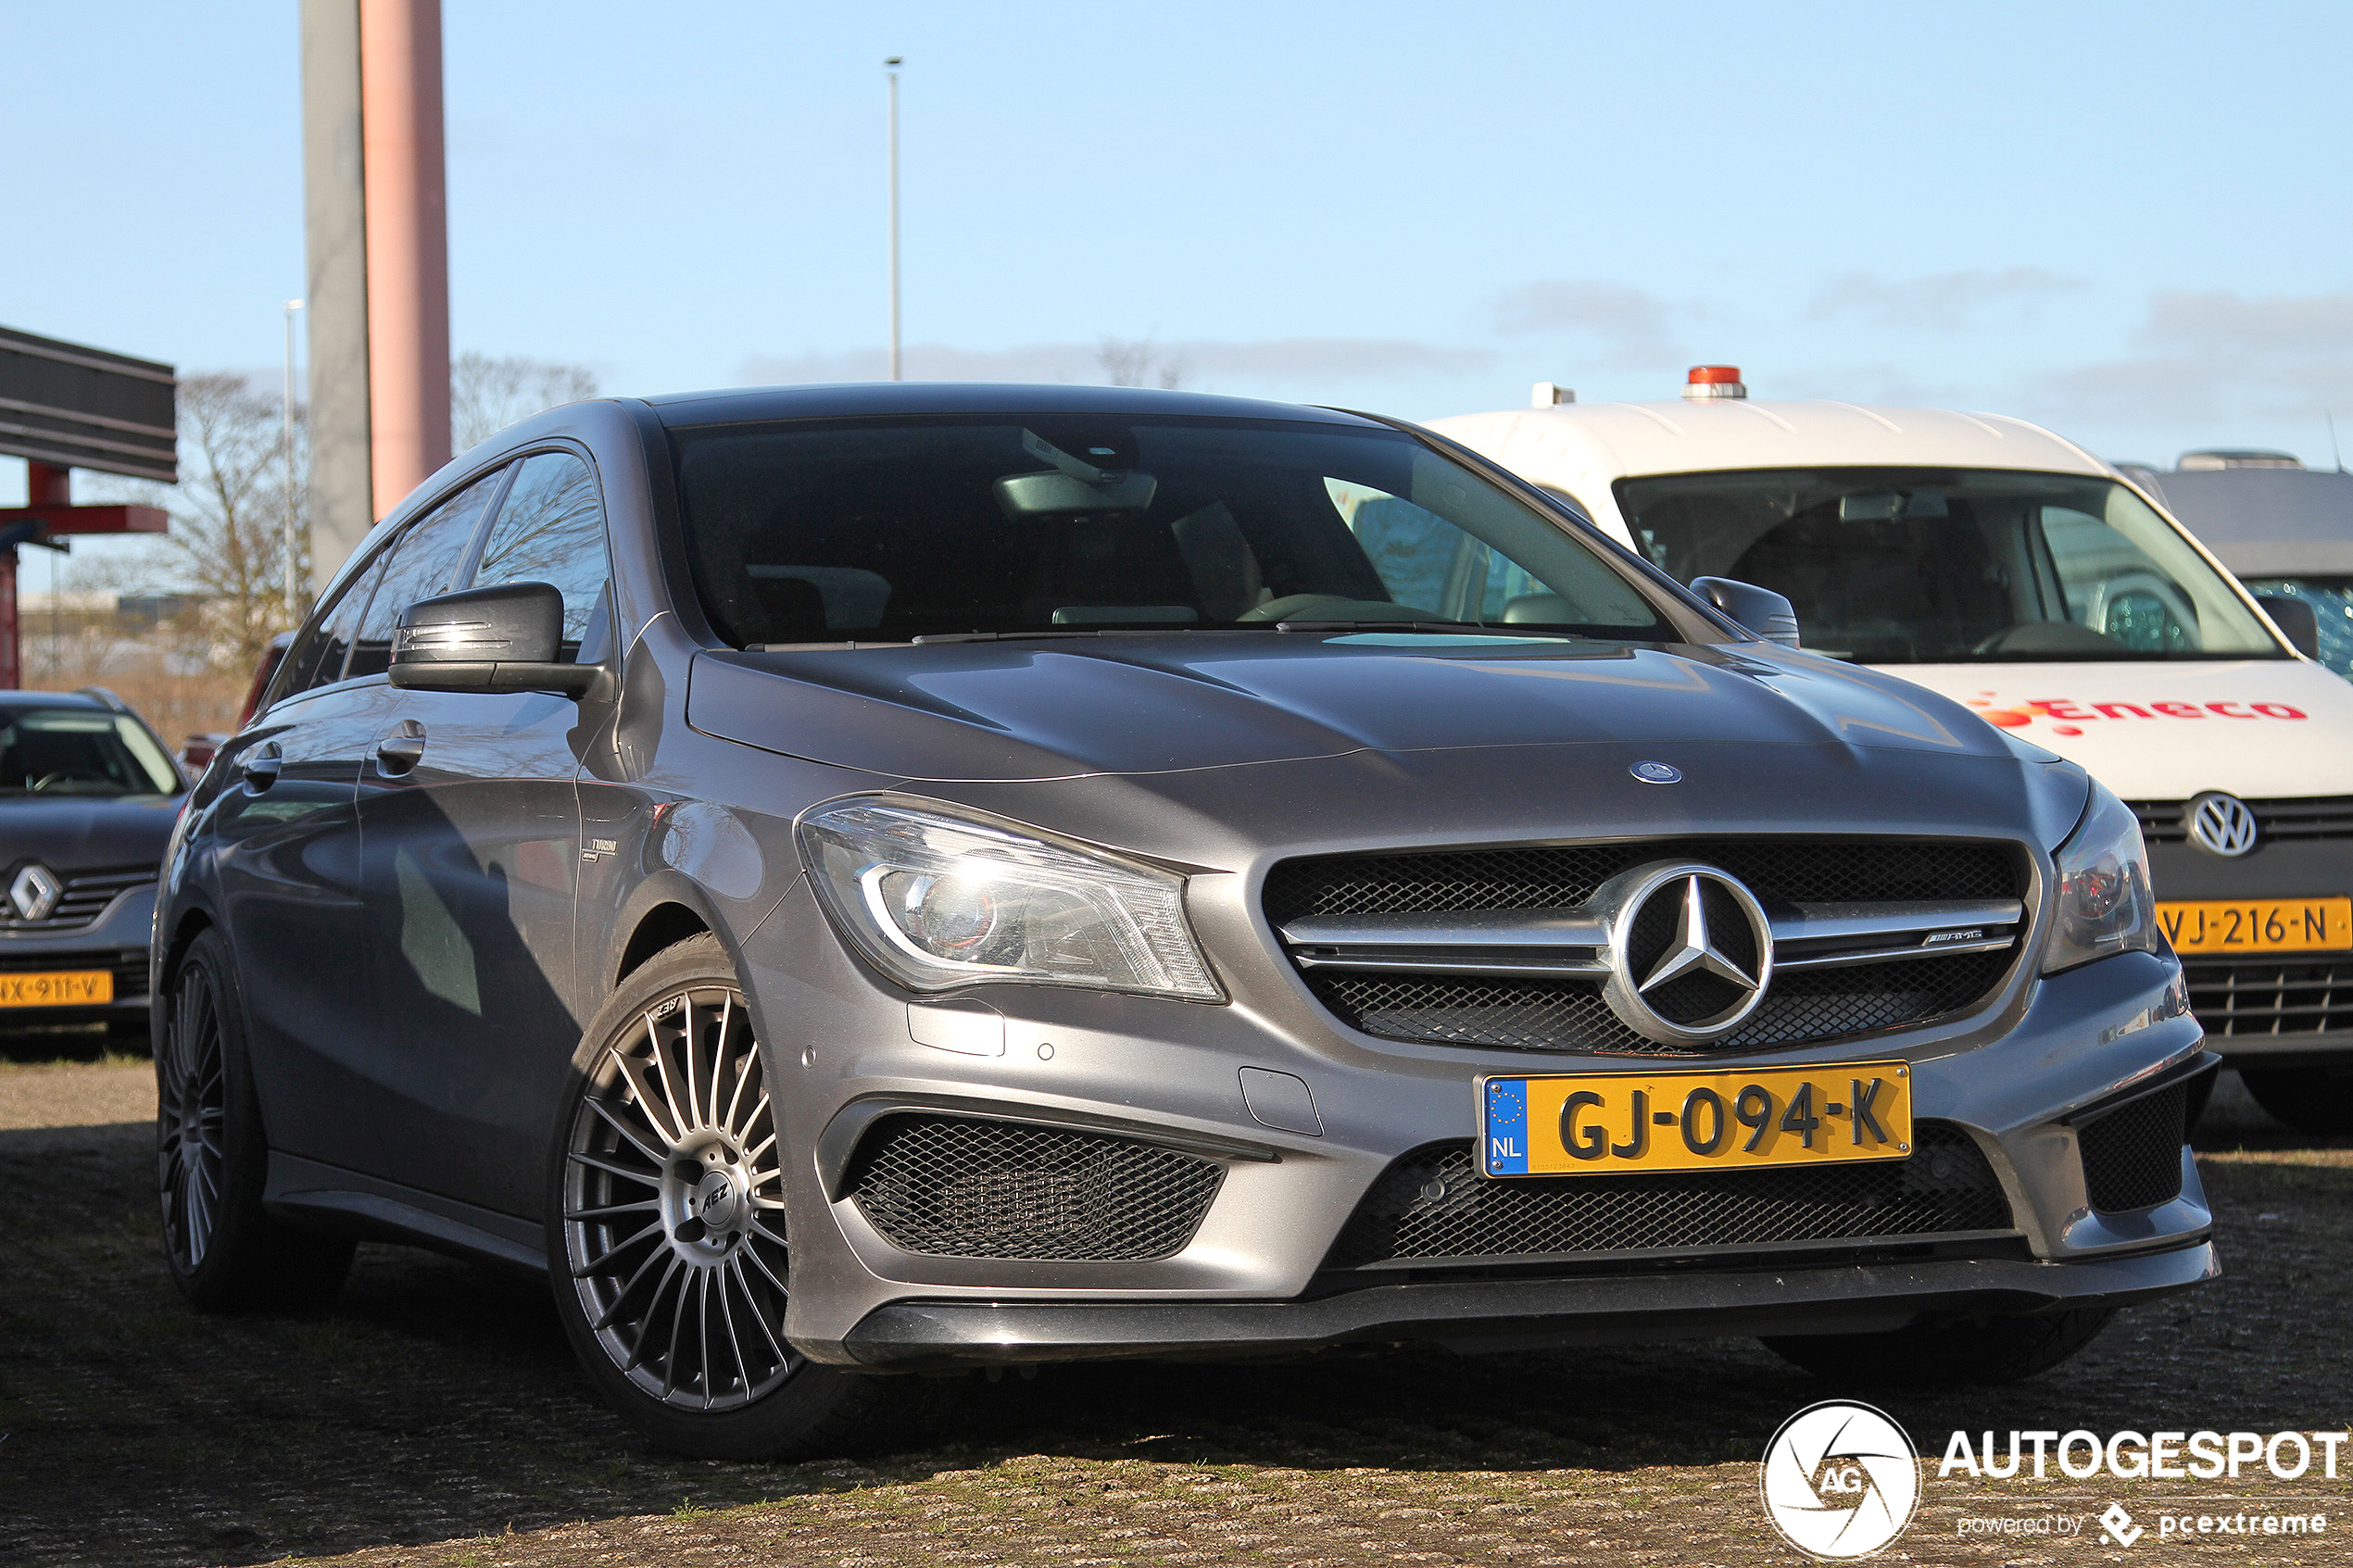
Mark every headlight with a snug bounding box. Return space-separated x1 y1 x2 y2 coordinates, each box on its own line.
797 798 1222 1000
2042 784 2163 973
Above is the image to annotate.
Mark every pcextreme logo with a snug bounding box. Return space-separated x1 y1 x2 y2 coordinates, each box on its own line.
1759 1400 1921 1559
1963 694 2308 738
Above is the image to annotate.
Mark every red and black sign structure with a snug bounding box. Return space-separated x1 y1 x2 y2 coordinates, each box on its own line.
0 326 176 688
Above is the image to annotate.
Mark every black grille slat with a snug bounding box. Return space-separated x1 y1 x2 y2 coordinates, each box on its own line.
2078 1085 2187 1213
846 1114 1223 1261
1327 1123 2010 1268
2183 959 2353 1037
0 868 152 935
0 947 145 998
1271 839 2025 1056
2129 795 2353 844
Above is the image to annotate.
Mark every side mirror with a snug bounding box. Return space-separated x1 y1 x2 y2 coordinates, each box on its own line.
2255 594 2322 660
1690 576 1802 649
389 582 603 696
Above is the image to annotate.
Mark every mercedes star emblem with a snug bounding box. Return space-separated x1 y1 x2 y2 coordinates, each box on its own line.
1596 860 1775 1045
1629 760 1682 784
7 863 62 922
2184 791 2259 859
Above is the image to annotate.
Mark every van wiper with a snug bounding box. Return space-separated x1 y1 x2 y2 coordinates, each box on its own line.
1269 620 1578 638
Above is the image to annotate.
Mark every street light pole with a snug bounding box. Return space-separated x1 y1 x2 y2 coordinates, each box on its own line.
886 56 902 382
283 298 306 622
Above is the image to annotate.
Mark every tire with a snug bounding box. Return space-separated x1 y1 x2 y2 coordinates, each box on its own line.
1761 1307 2115 1387
547 934 921 1461
156 926 357 1311
2238 1065 2353 1135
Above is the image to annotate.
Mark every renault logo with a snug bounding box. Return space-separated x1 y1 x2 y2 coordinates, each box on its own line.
1595 860 1775 1045
2184 792 2259 859
7 863 61 922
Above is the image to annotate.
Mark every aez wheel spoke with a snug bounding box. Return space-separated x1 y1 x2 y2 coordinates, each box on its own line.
564 979 799 1412
158 960 229 1278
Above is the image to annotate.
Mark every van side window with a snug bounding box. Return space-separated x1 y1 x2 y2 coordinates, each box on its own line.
346 469 507 680
469 452 609 648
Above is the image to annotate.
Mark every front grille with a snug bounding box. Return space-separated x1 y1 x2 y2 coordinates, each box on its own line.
1265 839 2020 925
1270 839 2026 1056
0 947 145 999
1327 1123 2010 1269
0 868 153 935
2130 795 2353 845
846 1114 1224 1261
2183 958 2353 1037
2078 1084 2188 1213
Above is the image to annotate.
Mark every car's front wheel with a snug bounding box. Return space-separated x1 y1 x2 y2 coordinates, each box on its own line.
1761 1307 2114 1387
547 935 917 1460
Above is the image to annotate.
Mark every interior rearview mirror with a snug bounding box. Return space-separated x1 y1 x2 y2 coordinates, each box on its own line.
389 582 603 697
2255 594 2322 660
1690 576 1802 649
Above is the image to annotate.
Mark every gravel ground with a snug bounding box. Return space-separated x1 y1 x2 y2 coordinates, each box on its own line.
2 1050 2347 1568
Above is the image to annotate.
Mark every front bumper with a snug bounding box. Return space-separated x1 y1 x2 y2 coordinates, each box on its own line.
842 1238 2220 1369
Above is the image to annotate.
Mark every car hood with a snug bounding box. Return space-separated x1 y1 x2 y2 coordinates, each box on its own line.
687 634 2026 783
0 793 182 875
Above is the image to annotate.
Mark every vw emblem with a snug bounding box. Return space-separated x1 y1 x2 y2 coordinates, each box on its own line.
6 863 61 922
1629 760 1683 785
1596 860 1775 1045
2184 791 2259 858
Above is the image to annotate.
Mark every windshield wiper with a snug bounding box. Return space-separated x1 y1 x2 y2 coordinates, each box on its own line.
1269 620 1582 638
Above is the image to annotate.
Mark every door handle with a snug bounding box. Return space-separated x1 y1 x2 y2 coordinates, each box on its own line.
240 742 283 790
375 721 427 776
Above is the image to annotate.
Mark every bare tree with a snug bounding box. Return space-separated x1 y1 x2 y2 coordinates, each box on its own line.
452 352 599 449
1098 336 1187 390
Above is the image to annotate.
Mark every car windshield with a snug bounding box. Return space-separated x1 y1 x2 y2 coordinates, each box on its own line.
667 417 1676 645
0 706 182 796
1615 466 2285 663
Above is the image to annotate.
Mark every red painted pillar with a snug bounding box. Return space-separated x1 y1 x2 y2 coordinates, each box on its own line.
0 464 70 690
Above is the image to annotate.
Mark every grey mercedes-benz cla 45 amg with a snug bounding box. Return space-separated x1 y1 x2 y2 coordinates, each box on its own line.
154 384 2217 1458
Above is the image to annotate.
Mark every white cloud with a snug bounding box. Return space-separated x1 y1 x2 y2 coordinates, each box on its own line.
736 336 1490 392
1489 280 1676 367
1806 268 2084 330
2022 288 2353 427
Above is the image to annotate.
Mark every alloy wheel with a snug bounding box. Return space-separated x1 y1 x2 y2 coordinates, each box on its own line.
157 961 228 1273
562 985 798 1411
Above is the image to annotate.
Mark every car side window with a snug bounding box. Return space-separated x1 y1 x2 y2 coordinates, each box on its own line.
346 470 507 680
469 451 609 647
277 543 393 696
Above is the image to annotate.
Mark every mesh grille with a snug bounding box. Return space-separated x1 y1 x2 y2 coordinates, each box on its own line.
1327 1123 2009 1268
1310 951 2015 1057
2078 1085 2188 1214
846 1114 1223 1261
1265 838 2020 925
2183 958 2353 1037
2130 796 2353 845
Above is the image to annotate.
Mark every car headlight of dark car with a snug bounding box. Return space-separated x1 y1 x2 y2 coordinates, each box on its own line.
798 798 1222 1000
2042 784 2162 973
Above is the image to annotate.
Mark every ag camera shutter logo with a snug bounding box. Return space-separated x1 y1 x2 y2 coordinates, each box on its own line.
1760 1400 1920 1558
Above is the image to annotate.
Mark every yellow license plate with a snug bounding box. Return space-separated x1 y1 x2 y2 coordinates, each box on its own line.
0 971 114 1007
2158 897 2352 955
1479 1061 1913 1177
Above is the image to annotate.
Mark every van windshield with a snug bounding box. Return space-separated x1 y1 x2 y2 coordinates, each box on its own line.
666 417 1676 646
1615 466 2285 663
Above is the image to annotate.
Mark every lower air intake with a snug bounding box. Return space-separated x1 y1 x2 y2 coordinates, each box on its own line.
2077 1083 2188 1214
1327 1123 2009 1268
846 1114 1224 1261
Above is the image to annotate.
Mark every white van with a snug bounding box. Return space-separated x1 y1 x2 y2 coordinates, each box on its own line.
1431 371 2353 1131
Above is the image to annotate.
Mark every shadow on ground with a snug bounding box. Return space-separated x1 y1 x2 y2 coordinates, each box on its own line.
4 1086 2348 1568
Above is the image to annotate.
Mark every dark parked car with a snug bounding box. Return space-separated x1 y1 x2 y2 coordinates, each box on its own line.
2 687 183 1041
155 385 2216 1460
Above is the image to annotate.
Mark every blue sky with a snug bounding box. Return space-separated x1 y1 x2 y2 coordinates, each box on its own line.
7 0 2353 521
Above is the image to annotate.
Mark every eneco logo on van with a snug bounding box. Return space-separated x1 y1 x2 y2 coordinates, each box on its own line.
1966 695 2308 739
